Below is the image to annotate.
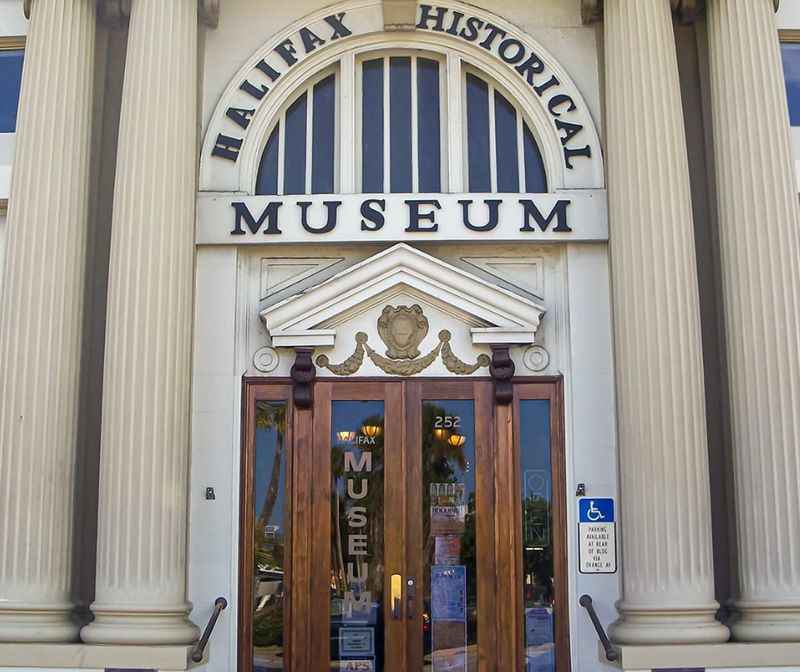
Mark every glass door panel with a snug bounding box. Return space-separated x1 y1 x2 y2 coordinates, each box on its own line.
253 401 289 672
420 400 478 672
406 383 494 672
242 379 567 672
513 384 569 672
330 401 386 671
519 399 554 672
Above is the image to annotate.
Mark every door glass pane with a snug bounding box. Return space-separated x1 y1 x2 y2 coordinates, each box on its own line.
519 400 554 672
253 401 288 671
421 400 477 672
330 401 386 671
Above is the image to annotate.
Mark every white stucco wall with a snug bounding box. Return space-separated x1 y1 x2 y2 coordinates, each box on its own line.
778 2 800 27
191 2 617 672
0 0 26 35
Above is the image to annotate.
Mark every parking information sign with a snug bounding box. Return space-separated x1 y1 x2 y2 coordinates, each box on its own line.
578 498 617 574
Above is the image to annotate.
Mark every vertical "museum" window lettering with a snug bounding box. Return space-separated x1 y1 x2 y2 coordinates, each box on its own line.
331 401 386 670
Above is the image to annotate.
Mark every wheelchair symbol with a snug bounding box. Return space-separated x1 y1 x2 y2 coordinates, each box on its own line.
586 501 605 522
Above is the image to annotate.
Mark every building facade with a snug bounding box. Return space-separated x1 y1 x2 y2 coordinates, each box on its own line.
0 1 800 672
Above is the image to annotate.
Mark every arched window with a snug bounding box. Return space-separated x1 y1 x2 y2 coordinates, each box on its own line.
256 68 338 195
255 51 548 195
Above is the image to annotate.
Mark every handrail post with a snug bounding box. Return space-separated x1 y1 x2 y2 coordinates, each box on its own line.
579 594 620 663
191 597 228 663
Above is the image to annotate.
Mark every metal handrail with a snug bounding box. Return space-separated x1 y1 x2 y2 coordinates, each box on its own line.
579 594 620 663
191 597 228 663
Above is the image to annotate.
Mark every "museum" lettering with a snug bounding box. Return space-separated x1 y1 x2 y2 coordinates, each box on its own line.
230 197 572 236
343 435 375 618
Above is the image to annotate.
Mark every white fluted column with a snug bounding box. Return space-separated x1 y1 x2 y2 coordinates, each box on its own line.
604 0 729 645
0 0 95 642
80 0 200 645
707 0 800 642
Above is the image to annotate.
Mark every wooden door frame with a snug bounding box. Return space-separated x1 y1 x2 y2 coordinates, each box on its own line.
238 377 569 672
309 381 406 672
508 381 570 672
238 382 294 672
404 380 497 672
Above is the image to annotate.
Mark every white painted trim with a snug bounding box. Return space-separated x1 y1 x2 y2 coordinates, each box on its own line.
446 52 463 192
516 108 526 192
277 111 286 194
411 55 420 193
305 83 314 194
198 191 608 244
340 52 356 192
383 56 391 192
261 243 545 347
488 82 498 192
470 327 537 344
271 330 337 347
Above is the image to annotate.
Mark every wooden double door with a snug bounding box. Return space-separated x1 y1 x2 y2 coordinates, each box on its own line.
240 379 568 672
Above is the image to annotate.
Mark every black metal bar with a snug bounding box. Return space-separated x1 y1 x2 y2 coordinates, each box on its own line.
191 596 228 663
579 594 620 663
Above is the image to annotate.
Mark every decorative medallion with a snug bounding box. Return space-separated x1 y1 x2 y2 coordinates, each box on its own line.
253 346 280 373
523 345 550 372
377 304 428 360
316 306 491 378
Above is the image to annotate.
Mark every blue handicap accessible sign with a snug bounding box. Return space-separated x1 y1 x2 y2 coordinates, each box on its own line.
579 498 614 523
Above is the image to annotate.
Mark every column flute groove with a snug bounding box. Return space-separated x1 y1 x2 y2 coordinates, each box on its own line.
80 0 200 645
0 0 96 642
707 0 800 642
604 0 728 645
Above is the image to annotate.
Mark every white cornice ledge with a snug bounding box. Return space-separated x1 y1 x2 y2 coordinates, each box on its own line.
261 243 545 350
37 1 221 27
581 0 780 25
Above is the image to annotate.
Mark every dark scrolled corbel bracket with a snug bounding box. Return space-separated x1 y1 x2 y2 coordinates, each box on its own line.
489 345 515 406
291 348 317 409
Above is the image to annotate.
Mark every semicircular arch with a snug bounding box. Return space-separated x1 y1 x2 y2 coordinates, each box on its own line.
200 0 604 193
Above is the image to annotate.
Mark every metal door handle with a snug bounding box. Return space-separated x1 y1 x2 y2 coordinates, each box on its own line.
391 574 403 619
406 577 416 617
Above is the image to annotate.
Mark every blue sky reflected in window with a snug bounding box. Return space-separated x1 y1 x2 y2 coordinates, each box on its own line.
0 50 24 133
781 43 800 127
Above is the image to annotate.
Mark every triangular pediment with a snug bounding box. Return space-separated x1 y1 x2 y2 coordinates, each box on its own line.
261 244 545 348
